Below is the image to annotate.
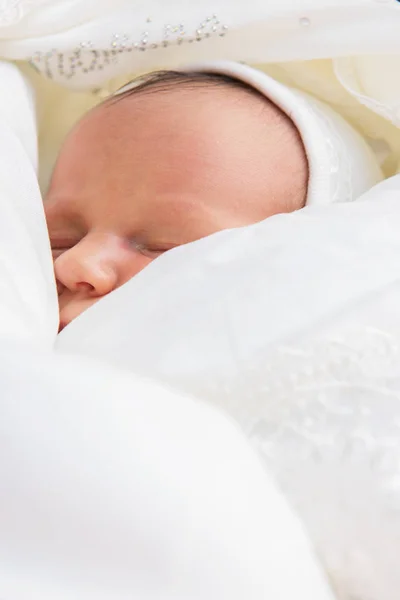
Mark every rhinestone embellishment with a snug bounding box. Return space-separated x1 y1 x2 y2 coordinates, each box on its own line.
28 14 228 81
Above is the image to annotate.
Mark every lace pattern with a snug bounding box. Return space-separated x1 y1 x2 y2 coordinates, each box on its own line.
196 326 400 600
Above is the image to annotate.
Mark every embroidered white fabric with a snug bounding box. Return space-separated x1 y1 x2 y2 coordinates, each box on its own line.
232 325 400 600
0 0 398 89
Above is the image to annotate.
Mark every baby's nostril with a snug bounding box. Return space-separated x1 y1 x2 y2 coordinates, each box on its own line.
76 282 95 292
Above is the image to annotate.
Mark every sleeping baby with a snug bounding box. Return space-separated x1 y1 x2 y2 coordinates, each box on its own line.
44 61 379 332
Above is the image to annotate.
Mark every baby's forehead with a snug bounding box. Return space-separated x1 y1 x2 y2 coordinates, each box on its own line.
73 77 274 156
57 82 267 193
61 73 301 200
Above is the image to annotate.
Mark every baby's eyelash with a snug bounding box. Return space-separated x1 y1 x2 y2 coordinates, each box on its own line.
128 239 169 258
131 241 146 252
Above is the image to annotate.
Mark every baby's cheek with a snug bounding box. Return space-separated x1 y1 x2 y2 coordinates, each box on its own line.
56 274 68 297
120 253 154 285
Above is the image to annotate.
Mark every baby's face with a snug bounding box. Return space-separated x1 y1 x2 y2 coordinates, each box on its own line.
45 83 307 331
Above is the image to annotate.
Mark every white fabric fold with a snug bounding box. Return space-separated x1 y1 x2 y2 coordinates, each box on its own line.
0 60 57 346
0 343 334 600
0 1 398 88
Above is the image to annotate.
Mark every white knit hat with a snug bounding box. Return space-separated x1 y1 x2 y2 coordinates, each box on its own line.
116 60 383 205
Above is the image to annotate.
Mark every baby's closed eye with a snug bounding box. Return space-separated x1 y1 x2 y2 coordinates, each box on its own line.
126 237 176 258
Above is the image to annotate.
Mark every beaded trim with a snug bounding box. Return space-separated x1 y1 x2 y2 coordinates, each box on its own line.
28 14 229 81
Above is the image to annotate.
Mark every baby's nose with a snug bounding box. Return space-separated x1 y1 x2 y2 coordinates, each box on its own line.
54 234 120 296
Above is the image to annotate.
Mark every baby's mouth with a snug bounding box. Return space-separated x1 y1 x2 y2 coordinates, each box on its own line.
57 294 103 334
58 320 68 333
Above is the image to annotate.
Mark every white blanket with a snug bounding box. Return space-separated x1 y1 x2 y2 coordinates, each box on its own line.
2 343 335 600
56 177 400 600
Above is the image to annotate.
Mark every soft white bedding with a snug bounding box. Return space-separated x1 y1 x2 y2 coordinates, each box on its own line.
2 343 336 600
0 61 57 346
2 1 400 599
0 60 334 600
56 177 400 599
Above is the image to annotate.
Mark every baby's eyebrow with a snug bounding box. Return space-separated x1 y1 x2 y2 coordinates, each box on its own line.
45 211 84 239
45 190 89 217
45 200 87 232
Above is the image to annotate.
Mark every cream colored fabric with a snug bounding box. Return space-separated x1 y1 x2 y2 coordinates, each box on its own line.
260 59 400 178
3 2 400 600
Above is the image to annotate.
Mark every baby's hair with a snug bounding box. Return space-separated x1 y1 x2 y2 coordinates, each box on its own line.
111 69 281 115
113 69 267 97
108 69 308 211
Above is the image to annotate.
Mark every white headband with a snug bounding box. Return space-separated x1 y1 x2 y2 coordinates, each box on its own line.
115 60 383 205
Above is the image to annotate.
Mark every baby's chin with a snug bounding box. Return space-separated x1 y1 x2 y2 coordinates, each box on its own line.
58 295 100 332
